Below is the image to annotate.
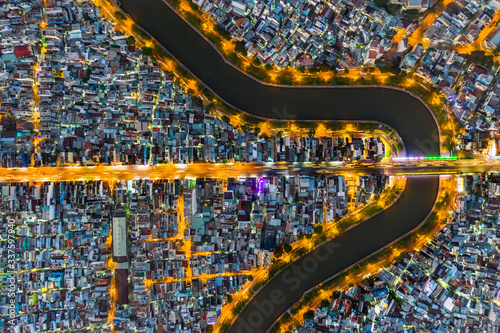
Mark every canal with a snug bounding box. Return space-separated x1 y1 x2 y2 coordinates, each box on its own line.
119 0 441 156
117 2 442 332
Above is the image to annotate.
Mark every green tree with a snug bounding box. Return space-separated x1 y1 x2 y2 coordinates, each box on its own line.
253 58 261 66
277 74 293 85
228 52 242 66
404 9 420 16
235 41 247 56
132 23 151 40
467 50 496 68
114 11 126 20
320 63 331 72
314 225 323 234
241 124 251 132
253 127 261 135
166 0 181 8
274 244 284 257
214 24 230 38
297 66 306 73
265 64 273 71
284 243 292 253
153 44 169 58
141 47 153 57
185 11 202 29
221 115 230 124
379 66 391 73
126 36 136 46
374 0 387 7
344 68 350 74
189 2 201 12
320 299 330 308
82 68 91 83
303 310 315 320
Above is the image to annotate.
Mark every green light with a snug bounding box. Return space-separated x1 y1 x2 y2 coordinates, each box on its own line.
424 156 458 160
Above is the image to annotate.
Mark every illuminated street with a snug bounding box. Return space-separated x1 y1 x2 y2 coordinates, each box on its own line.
0 157 498 183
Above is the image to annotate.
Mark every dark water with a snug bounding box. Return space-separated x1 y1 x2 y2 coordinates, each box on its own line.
119 0 441 156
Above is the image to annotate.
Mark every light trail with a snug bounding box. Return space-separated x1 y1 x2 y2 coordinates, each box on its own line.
0 158 498 183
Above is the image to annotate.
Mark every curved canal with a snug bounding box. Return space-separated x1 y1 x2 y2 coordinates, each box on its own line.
119 0 440 156
117 2 442 332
